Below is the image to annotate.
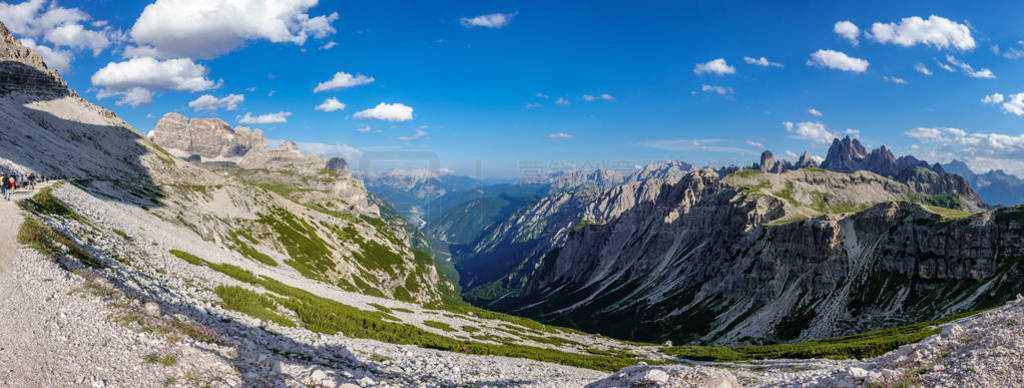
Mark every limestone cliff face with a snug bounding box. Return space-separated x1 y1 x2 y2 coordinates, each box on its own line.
0 22 71 97
457 166 1024 345
152 113 265 159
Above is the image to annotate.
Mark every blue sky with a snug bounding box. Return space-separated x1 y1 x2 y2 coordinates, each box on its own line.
4 0 1024 177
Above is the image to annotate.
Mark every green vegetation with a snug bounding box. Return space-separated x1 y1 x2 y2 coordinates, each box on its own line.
257 207 333 280
112 228 129 240
765 216 808 227
199 261 646 371
169 249 203 266
214 285 296 328
144 353 177 367
19 184 84 221
663 308 988 362
729 169 764 178
773 181 799 207
922 205 972 220
995 206 1024 225
423 320 457 332
18 216 103 268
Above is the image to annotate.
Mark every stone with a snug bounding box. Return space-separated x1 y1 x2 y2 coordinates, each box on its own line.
634 369 669 384
152 113 265 159
143 302 160 316
847 367 868 379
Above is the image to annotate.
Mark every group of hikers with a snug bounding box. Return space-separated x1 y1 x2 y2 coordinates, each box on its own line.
0 173 47 201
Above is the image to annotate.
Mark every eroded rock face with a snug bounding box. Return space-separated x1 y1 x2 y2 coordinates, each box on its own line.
0 21 71 97
326 157 350 175
152 113 265 159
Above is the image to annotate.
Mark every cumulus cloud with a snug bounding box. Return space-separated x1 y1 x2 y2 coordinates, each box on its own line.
0 0 118 70
555 97 569 105
982 92 1024 116
946 55 995 79
883 75 908 84
91 57 219 107
397 129 428 141
808 108 823 117
806 49 869 73
901 127 1024 177
582 93 614 102
700 84 734 95
267 139 362 163
460 12 516 28
238 111 291 124
97 87 155 107
314 97 346 112
127 0 339 59
783 121 836 144
914 63 933 76
743 56 783 67
188 94 243 112
313 71 375 93
982 93 1005 104
91 57 219 92
547 133 574 139
694 58 735 75
354 103 413 122
19 38 71 73
867 15 975 50
834 21 860 46
935 59 956 72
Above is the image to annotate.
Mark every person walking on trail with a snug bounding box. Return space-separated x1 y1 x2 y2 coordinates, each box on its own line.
1 174 7 201
28 173 35 190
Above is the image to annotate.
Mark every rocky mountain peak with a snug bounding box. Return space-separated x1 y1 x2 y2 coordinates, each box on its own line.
0 21 72 97
821 136 868 172
326 157 350 174
152 112 266 159
795 152 819 168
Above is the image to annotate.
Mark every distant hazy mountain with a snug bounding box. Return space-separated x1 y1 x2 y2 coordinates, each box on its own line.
943 160 1024 206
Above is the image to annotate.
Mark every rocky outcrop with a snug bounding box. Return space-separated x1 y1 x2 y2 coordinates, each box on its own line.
821 136 981 209
944 160 1024 206
326 157 350 175
0 21 71 97
795 152 819 169
547 169 624 193
458 164 1021 346
152 113 265 159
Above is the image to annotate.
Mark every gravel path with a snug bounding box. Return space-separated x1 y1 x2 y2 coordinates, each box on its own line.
0 184 38 273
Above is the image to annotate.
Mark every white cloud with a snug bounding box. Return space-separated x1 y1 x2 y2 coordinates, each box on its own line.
238 111 291 124
808 108 823 117
901 127 1024 177
320 41 337 50
524 103 541 109
398 129 428 141
313 71 375 93
19 38 71 73
188 93 243 112
982 93 1024 116
700 84 734 95
694 58 735 75
635 138 760 155
935 59 955 72
868 15 975 50
743 56 783 67
833 21 860 46
946 55 995 79
547 133 574 139
785 150 799 159
314 97 345 112
555 97 569 105
1001 42 1024 59
844 128 861 136
783 121 836 144
356 125 372 132
267 139 362 163
806 49 869 73
883 75 908 84
746 140 765 148
91 57 219 92
982 93 1005 104
460 12 516 28
353 102 413 122
536 92 549 99
914 62 932 76
905 127 944 140
0 0 118 70
582 93 614 102
97 87 155 107
45 22 111 55
127 0 339 59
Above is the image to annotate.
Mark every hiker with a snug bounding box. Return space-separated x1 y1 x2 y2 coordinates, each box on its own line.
28 173 35 190
7 175 14 196
1 174 7 201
